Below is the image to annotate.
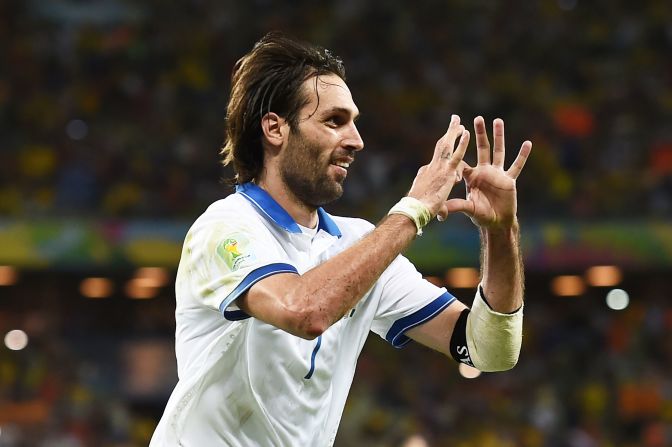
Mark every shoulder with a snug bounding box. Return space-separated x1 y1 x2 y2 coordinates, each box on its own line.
186 194 269 245
194 193 257 225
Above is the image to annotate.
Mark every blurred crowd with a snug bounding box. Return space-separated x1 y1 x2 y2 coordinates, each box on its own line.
1 0 672 221
338 276 672 447
1 275 671 446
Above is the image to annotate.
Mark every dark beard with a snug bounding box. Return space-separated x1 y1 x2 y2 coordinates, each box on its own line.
280 132 344 208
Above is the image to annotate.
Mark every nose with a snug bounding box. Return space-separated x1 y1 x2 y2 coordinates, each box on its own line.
343 123 364 152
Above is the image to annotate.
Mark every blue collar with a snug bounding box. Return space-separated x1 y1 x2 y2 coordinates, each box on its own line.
235 183 342 238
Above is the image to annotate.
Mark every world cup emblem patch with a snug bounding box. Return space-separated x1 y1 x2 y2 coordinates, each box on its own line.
217 235 256 271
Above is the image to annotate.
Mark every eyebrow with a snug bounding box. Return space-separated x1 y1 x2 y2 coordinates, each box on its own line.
321 106 360 122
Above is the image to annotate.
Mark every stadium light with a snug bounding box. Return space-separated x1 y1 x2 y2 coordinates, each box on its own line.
585 265 622 287
0 266 18 286
4 329 29 351
134 267 170 288
125 278 159 299
606 288 630 310
445 267 480 288
551 275 586 296
80 277 114 299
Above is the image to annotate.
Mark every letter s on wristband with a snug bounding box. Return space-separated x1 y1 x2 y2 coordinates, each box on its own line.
388 197 431 236
449 309 474 367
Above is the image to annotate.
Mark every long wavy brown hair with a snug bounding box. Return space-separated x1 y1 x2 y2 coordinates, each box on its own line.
220 32 346 184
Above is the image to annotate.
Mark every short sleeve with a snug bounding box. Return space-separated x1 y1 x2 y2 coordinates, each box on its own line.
184 219 298 320
370 255 456 348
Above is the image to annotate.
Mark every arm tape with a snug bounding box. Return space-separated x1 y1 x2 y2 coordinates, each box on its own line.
388 197 432 236
449 309 475 367
464 286 523 372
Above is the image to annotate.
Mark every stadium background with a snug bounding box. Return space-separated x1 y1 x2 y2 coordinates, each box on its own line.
1 1 672 445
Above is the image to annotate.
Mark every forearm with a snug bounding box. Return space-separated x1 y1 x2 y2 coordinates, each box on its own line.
455 222 524 371
413 223 525 371
285 213 417 336
479 220 524 312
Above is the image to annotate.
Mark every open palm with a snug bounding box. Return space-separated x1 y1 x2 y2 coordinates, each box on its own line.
445 117 532 229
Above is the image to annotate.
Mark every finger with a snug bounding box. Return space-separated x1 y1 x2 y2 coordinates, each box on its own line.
455 160 469 182
492 118 505 168
438 125 464 162
448 129 470 168
436 203 448 221
506 140 532 179
444 198 475 217
431 115 461 163
459 166 475 186
474 116 490 165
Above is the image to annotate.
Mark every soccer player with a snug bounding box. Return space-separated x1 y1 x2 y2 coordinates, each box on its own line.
151 33 532 446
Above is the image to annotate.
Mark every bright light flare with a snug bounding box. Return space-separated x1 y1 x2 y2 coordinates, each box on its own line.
551 275 585 297
80 277 114 299
445 267 480 288
134 267 170 287
0 266 18 286
585 265 622 287
606 289 630 310
126 278 159 299
4 330 28 351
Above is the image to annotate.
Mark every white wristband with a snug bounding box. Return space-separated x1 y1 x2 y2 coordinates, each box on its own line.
388 197 432 236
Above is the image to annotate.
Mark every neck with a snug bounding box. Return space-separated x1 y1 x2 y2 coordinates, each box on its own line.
256 174 318 229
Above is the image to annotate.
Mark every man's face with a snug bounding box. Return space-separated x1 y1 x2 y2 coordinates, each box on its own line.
279 74 364 208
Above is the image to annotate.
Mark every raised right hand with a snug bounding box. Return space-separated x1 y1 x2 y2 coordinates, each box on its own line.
407 114 470 220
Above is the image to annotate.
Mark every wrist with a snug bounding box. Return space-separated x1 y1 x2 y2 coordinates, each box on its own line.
482 219 519 238
388 197 432 236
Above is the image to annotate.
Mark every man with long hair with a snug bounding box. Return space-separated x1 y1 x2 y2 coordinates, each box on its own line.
151 33 532 446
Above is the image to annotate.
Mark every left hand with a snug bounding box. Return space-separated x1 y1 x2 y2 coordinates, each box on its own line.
441 116 532 229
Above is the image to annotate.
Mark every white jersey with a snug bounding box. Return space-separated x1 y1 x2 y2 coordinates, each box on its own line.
150 183 455 446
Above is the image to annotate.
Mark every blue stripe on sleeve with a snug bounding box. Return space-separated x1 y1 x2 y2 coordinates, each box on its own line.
385 292 456 348
220 262 298 321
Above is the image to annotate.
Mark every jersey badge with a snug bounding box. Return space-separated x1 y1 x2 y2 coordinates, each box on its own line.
217 235 256 271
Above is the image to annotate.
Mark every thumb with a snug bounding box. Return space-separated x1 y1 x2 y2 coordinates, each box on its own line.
445 198 475 217
436 202 449 222
455 161 469 183
461 165 475 181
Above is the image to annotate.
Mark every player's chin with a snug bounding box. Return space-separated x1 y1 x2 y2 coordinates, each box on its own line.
325 167 346 187
317 181 344 205
328 182 344 200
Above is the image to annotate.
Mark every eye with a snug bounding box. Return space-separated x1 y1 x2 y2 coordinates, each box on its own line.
325 115 345 128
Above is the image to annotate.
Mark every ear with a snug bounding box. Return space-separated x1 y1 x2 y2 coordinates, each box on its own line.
260 112 287 149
